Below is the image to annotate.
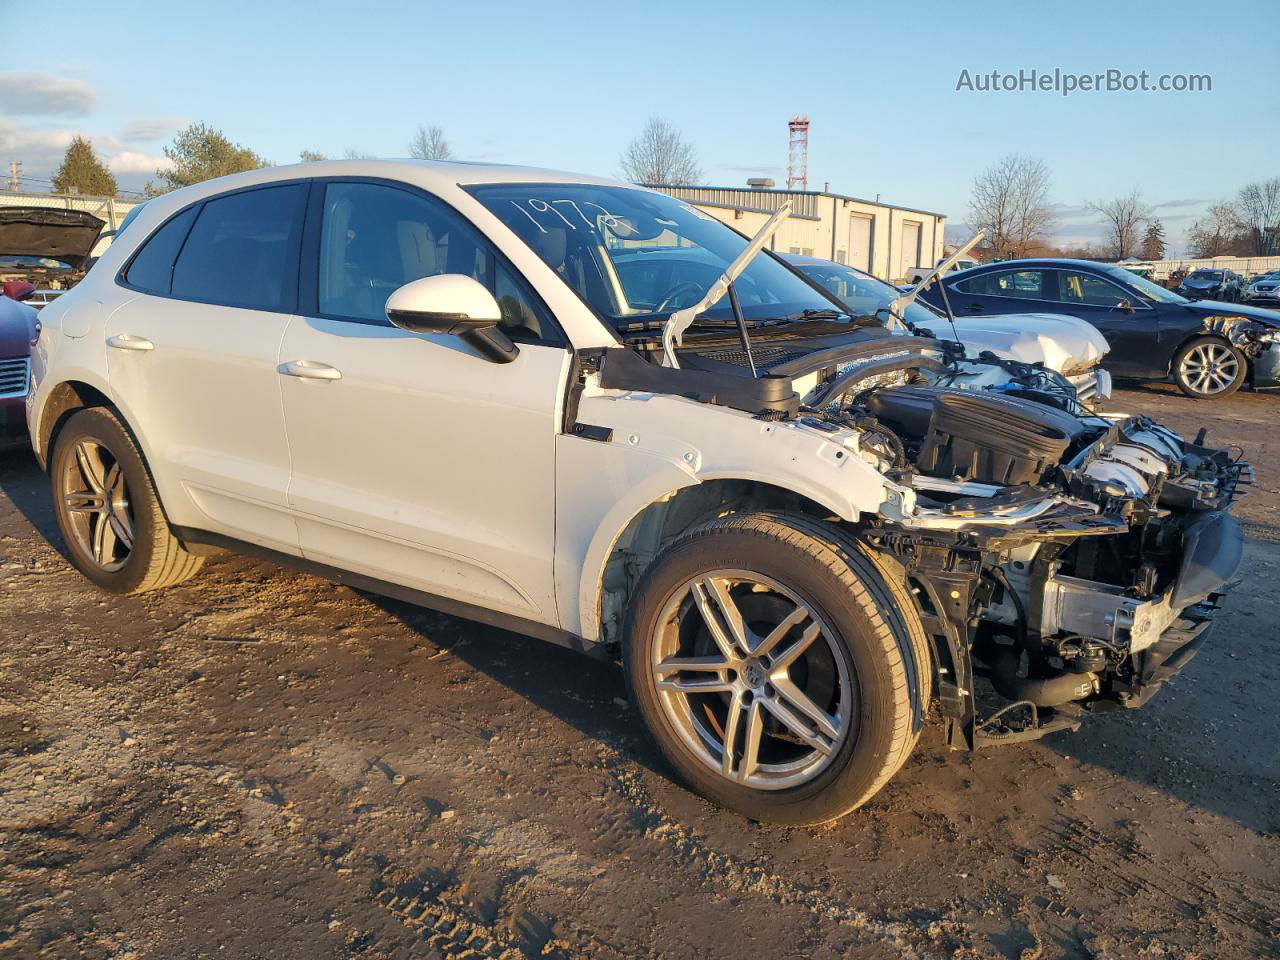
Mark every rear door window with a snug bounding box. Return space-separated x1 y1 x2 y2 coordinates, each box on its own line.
171 184 307 312
122 206 198 295
956 269 1044 298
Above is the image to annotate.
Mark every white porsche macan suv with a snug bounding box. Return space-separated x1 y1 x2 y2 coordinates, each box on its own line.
29 161 1246 824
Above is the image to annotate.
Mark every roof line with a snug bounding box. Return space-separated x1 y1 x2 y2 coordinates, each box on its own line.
646 183 946 219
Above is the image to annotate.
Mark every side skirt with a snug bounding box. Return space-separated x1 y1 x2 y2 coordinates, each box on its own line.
171 526 612 661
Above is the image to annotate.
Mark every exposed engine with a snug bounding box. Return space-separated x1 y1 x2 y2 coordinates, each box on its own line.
798 346 1250 748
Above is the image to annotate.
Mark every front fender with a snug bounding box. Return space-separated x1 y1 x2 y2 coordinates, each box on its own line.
557 391 890 642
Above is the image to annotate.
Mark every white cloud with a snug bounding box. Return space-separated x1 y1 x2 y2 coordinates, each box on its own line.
0 73 95 116
122 117 186 143
108 150 172 175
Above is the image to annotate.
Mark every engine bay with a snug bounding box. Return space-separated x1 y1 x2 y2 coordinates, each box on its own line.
788 343 1250 746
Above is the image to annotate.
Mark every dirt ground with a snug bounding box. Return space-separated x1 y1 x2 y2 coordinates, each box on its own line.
1 383 1277 960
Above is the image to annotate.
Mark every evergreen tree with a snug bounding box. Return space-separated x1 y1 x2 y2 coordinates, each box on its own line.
1140 220 1167 260
51 136 118 197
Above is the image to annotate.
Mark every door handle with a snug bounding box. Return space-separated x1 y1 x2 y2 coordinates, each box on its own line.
278 359 342 381
106 334 155 351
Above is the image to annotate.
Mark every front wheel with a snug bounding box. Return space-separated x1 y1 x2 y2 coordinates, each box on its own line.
50 406 204 594
622 512 931 825
1172 336 1247 399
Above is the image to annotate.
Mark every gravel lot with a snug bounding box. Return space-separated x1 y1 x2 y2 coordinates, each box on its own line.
1 384 1277 960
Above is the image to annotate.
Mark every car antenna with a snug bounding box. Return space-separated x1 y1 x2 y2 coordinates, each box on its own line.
887 230 984 349
662 201 792 368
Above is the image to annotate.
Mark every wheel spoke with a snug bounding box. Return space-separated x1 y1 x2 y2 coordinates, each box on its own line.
91 511 116 565
64 491 100 514
690 576 750 658
750 603 809 659
720 689 745 777
654 654 733 693
761 694 835 755
108 510 134 551
770 675 841 741
768 621 822 673
737 699 764 783
75 443 105 493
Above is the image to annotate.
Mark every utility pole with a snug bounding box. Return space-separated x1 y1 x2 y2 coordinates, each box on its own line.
7 160 21 192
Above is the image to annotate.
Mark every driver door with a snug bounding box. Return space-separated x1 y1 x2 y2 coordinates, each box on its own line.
277 180 571 625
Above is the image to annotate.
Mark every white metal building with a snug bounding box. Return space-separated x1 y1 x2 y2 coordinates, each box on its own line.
651 184 946 283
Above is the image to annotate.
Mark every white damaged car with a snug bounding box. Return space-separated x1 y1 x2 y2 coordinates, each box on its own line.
28 161 1247 824
783 254 1112 408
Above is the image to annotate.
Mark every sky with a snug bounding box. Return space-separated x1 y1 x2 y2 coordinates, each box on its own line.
1 0 1275 255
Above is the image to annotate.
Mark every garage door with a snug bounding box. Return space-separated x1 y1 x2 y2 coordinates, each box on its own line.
848 215 872 272
899 220 922 281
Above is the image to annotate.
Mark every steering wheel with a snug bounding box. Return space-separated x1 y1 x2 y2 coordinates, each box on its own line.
655 280 705 313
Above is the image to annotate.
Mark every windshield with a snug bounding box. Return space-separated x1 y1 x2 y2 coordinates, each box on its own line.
1188 270 1224 280
1099 264 1187 304
468 183 851 328
791 259 943 327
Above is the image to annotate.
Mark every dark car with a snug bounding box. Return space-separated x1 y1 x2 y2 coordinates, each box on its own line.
0 286 38 450
1178 268 1241 302
918 259 1280 399
0 208 107 451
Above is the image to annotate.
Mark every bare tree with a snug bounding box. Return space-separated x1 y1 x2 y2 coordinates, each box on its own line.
1236 177 1280 255
620 117 702 185
299 149 327 162
342 147 376 160
1186 203 1248 258
1087 189 1151 259
409 125 452 161
967 154 1054 259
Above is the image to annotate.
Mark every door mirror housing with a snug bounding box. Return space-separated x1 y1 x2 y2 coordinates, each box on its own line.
385 274 518 364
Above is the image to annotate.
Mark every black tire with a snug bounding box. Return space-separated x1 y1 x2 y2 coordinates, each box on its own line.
622 511 931 825
50 406 203 594
1172 336 1247 399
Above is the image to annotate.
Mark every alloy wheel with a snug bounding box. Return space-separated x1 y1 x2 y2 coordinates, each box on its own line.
61 439 135 571
1178 342 1240 396
650 570 855 790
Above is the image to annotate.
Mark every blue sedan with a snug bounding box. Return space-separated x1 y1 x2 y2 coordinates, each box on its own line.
919 259 1280 399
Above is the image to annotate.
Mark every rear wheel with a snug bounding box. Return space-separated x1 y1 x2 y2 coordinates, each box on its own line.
1173 336 1246 399
622 512 930 825
50 407 203 594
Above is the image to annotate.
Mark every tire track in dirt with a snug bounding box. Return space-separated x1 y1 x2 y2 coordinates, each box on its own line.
1042 815 1280 955
595 742 952 959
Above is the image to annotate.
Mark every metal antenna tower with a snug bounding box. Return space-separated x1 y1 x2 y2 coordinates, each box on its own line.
787 116 809 191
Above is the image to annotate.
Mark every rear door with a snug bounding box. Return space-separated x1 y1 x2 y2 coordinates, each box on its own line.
105 182 308 551
277 179 570 625
947 267 1049 317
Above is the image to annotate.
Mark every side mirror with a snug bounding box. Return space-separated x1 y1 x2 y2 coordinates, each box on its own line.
1116 298 1134 314
385 274 518 364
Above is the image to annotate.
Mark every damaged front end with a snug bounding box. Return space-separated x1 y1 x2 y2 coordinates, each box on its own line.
1204 313 1280 388
797 348 1252 749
